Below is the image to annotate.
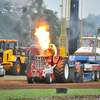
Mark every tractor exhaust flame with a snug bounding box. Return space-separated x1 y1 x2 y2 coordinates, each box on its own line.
34 26 50 51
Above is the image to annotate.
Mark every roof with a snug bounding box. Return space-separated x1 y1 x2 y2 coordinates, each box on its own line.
82 37 100 40
0 39 18 42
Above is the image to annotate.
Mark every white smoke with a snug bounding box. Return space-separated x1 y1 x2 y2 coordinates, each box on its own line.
10 0 28 6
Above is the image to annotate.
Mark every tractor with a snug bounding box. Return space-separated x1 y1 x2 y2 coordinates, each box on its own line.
27 44 69 84
68 29 100 82
0 39 30 76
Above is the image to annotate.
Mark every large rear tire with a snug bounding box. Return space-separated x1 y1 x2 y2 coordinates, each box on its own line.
54 59 69 83
9 60 21 75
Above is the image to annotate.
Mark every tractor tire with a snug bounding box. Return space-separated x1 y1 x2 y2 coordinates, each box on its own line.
45 73 52 84
95 71 99 81
20 63 27 75
91 71 95 81
0 75 4 77
80 72 84 83
6 71 10 75
99 71 100 79
80 67 84 83
27 74 33 84
9 60 21 75
54 59 69 83
68 67 75 83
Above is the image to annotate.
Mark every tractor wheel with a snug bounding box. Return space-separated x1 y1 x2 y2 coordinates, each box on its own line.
54 59 69 83
80 72 84 83
91 71 95 81
20 63 28 75
0 75 4 77
27 75 33 84
45 73 52 84
9 60 21 75
99 71 100 79
69 67 75 83
95 71 99 81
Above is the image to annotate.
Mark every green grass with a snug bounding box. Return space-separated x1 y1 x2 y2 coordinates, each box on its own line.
0 75 26 80
0 89 100 99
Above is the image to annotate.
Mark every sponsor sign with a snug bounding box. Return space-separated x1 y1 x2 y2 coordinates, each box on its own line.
75 62 81 82
75 62 80 72
32 73 39 77
92 65 100 71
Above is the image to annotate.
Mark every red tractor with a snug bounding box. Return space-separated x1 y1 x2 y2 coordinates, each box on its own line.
27 44 69 84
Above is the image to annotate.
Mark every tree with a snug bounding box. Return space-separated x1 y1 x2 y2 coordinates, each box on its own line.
0 0 24 44
82 14 100 36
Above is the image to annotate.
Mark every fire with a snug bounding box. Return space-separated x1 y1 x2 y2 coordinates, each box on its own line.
35 26 50 50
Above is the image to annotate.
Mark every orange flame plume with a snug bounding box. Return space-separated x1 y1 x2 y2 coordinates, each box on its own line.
34 26 50 50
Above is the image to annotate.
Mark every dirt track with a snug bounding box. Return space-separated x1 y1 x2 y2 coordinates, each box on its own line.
0 76 100 90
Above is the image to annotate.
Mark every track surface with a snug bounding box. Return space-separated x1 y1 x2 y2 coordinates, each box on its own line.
0 76 100 90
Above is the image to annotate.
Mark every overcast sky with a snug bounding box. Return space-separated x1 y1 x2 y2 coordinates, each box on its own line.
43 0 100 18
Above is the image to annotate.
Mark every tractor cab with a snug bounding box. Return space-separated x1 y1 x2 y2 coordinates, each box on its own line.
0 39 18 55
74 35 100 55
82 35 100 48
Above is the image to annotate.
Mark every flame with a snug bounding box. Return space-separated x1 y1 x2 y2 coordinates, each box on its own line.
35 26 50 50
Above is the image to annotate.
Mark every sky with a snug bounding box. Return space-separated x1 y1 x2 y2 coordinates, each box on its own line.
43 0 100 18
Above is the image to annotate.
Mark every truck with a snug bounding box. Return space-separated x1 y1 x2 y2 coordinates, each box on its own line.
68 29 100 82
27 29 100 84
0 39 29 76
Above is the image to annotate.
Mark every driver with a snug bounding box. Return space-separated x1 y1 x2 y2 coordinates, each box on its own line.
89 40 94 47
7 44 10 48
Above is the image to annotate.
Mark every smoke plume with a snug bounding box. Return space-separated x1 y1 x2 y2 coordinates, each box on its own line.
10 0 28 6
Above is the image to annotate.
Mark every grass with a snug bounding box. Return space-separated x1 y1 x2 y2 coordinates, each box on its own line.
0 75 26 80
0 89 100 99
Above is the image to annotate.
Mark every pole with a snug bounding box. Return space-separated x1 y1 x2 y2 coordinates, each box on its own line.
80 0 83 47
27 15 31 65
67 0 70 28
